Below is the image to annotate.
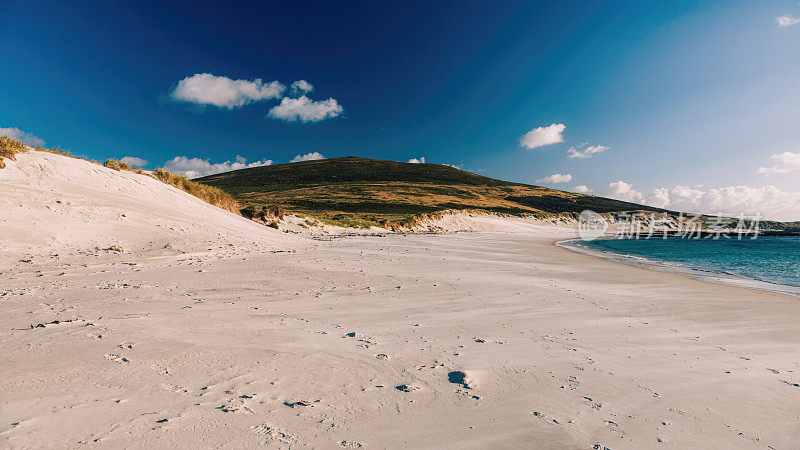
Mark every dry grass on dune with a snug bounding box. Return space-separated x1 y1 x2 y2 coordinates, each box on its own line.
103 158 132 172
37 147 75 158
1 136 240 215
151 168 241 213
0 136 27 169
103 159 240 213
102 158 148 175
106 160 240 213
103 158 240 214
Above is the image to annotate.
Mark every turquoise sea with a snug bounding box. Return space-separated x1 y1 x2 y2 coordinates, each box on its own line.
571 236 800 295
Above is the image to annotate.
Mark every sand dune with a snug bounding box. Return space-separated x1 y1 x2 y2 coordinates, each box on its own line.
2 152 800 448
0 151 293 264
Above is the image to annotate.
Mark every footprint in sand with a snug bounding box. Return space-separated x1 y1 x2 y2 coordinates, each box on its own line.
251 424 299 445
284 400 315 408
455 389 480 400
395 384 419 392
582 396 603 410
216 404 240 413
104 353 130 364
161 383 189 394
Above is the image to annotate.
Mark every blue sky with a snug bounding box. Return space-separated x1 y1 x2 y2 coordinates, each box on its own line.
2 1 800 219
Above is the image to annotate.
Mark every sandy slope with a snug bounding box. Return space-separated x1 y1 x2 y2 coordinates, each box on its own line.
0 151 293 264
2 153 800 448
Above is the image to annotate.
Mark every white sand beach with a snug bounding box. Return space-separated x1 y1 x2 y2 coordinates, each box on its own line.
2 152 800 448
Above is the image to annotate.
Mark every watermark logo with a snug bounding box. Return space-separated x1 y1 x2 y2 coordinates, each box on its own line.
577 210 761 241
578 210 609 241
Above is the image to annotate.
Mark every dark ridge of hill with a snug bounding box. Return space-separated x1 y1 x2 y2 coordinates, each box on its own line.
198 156 520 189
506 194 670 214
196 156 671 227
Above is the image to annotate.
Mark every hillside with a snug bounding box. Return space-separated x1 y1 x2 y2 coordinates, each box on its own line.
197 156 670 227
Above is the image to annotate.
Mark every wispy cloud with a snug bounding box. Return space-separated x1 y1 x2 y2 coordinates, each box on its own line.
162 155 272 178
0 126 45 147
536 173 572 184
170 73 285 108
520 123 566 150
776 15 800 27
567 144 609 159
290 80 314 95
268 96 343 122
408 157 425 163
290 152 326 163
120 156 148 167
757 151 800 175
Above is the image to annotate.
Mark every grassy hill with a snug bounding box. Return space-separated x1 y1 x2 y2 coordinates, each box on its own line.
197 157 672 227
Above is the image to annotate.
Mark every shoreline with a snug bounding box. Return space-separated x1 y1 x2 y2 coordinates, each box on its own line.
555 237 800 297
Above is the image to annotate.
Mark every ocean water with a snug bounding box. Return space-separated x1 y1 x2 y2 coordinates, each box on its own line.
573 236 800 293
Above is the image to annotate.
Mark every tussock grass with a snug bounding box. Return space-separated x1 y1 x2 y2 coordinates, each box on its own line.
100 158 145 174
241 204 285 221
103 159 132 171
318 215 379 229
0 136 27 169
151 168 240 213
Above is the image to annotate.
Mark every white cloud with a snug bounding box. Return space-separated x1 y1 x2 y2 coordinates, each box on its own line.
573 185 592 194
652 185 800 221
567 144 609 159
268 96 343 122
777 15 800 27
646 187 673 208
602 181 800 221
605 180 647 203
536 173 573 184
0 126 45 147
408 157 426 164
290 80 314 95
170 73 285 109
757 151 800 175
120 156 148 167
290 152 326 163
520 123 566 150
169 75 343 125
162 155 272 178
